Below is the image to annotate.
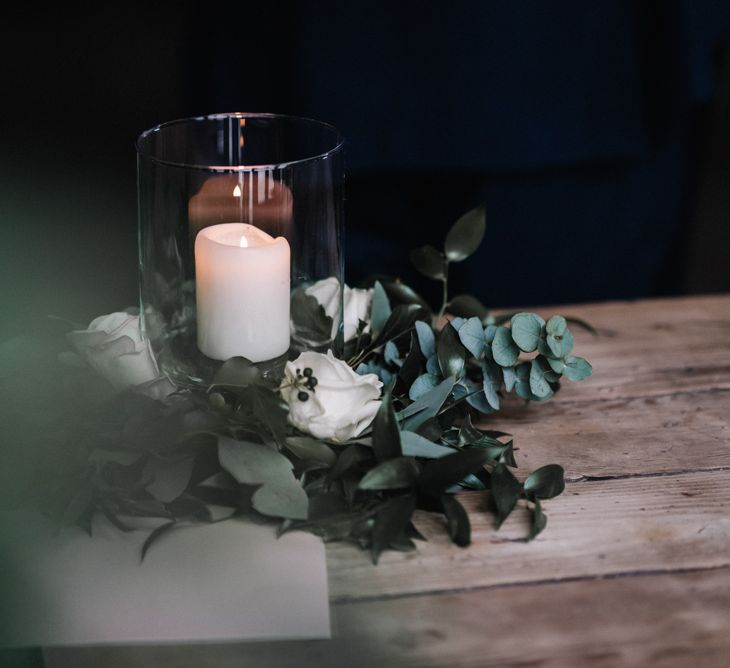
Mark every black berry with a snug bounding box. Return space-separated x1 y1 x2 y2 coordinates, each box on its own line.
303 367 313 377
297 391 309 402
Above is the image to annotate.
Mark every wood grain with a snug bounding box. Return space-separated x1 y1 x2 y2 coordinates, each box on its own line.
480 390 730 481
44 568 730 668
327 470 730 601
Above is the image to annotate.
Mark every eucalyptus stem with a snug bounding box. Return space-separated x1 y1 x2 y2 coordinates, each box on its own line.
437 261 450 319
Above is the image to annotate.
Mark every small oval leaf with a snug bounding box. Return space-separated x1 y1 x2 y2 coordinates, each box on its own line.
437 324 466 379
510 313 544 353
410 245 445 279
562 356 593 381
359 457 420 490
444 205 486 262
524 464 565 499
491 327 520 367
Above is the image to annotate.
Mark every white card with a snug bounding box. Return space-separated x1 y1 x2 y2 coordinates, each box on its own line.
0 511 330 646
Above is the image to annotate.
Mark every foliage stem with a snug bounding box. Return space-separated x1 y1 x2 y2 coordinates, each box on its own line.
437 263 450 319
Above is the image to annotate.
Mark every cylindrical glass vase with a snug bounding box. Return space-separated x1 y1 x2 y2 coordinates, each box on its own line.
136 113 344 386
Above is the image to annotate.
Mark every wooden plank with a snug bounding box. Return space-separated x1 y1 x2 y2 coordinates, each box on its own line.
482 389 730 481
524 299 730 400
529 295 730 403
326 470 730 601
43 568 730 668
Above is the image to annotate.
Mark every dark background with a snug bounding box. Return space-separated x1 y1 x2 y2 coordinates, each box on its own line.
1 1 729 340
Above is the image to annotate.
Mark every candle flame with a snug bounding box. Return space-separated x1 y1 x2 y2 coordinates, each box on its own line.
239 235 249 248
233 184 242 197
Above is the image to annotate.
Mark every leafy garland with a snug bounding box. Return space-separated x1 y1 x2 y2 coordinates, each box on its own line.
21 206 593 563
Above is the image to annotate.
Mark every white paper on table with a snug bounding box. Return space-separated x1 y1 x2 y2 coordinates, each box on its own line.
0 510 330 646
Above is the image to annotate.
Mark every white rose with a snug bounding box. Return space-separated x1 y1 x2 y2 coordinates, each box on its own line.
305 277 373 342
67 312 174 399
280 350 382 443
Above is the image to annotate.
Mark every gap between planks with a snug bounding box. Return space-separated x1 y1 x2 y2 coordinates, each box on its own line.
330 562 730 605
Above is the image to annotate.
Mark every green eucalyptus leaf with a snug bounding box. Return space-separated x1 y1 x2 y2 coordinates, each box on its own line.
466 390 495 415
285 437 336 466
418 447 491 496
547 357 565 374
537 355 561 382
426 353 441 375
145 456 195 503
167 494 213 522
491 327 520 367
444 205 486 262
398 331 423 390
503 366 517 392
414 320 436 358
498 440 517 467
372 495 417 564
529 358 554 399
513 362 536 400
248 385 289 445
252 481 309 520
484 324 498 344
458 317 486 359
437 324 466 379
400 431 454 459
510 313 545 353
211 356 262 388
384 341 403 367
372 385 402 462
524 464 565 499
388 533 417 552
467 437 508 462
218 436 293 485
370 281 392 337
562 356 593 381
327 445 372 483
527 497 547 541
141 521 177 561
359 457 419 490
410 245 446 279
399 376 456 431
415 418 443 443
409 373 440 400
290 288 333 345
546 315 567 336
482 360 502 410
545 316 574 358
449 316 466 331
306 492 350 521
375 304 428 345
441 494 471 546
381 280 432 312
356 361 394 386
457 473 488 490
490 463 522 527
447 294 489 319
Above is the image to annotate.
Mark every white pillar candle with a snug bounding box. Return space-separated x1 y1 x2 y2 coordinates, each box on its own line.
195 223 290 362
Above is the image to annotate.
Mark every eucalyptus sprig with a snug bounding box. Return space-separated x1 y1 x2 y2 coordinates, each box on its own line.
344 204 594 415
410 205 487 319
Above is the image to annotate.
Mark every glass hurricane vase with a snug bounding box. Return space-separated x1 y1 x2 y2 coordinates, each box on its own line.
136 113 345 386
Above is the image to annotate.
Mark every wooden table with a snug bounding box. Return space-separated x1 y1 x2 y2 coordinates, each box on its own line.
44 295 730 667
